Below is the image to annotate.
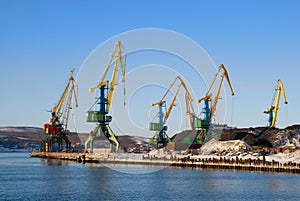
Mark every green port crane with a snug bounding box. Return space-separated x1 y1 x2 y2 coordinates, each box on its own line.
264 79 288 128
149 76 199 149
84 41 127 153
42 68 78 152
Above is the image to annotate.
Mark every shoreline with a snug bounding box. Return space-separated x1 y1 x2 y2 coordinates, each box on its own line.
30 151 300 174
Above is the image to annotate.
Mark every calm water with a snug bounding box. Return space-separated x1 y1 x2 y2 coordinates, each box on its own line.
1 153 300 201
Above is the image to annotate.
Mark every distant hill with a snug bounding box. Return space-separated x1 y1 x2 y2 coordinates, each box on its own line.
0 126 45 151
0 126 149 152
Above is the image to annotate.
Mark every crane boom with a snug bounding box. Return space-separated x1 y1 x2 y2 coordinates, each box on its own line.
62 81 78 131
50 69 77 126
164 81 182 124
264 79 288 128
211 64 234 121
185 92 197 130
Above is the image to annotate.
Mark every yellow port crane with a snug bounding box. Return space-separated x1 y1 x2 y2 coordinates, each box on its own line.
149 76 198 149
85 41 127 153
42 68 78 152
264 79 288 128
196 64 234 124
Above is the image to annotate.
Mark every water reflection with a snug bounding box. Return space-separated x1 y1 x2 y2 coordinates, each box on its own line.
41 158 71 166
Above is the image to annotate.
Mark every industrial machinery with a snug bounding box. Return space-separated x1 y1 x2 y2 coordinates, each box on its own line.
42 68 78 152
196 64 234 126
84 41 127 153
149 76 199 149
264 79 288 128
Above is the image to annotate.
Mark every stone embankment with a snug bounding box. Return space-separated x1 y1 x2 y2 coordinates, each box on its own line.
30 151 300 174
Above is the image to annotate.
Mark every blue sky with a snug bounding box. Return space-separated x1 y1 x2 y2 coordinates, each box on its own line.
0 0 299 136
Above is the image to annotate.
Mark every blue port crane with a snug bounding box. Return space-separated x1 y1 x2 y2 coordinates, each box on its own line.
84 41 127 153
149 76 198 149
196 64 234 126
264 79 288 128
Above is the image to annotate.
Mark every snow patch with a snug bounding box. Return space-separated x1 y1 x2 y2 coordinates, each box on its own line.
200 139 251 155
276 129 300 148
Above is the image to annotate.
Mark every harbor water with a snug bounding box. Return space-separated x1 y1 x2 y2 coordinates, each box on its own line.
1 153 300 201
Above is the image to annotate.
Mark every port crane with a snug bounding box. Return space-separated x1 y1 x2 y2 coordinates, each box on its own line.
196 64 234 125
264 79 288 128
85 41 127 153
149 76 199 149
42 68 78 152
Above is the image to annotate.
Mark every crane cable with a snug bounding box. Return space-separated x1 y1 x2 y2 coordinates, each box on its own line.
73 81 79 133
123 82 126 106
230 95 234 126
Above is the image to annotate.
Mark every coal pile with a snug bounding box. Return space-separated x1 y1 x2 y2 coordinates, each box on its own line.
218 125 300 148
